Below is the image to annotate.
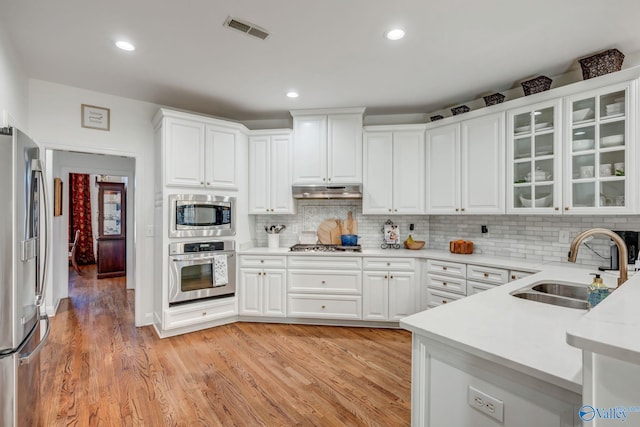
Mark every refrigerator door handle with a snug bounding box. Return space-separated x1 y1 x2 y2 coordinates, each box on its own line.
32 160 49 308
18 315 50 365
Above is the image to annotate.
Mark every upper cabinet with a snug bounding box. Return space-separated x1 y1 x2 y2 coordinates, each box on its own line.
249 131 295 214
426 112 505 214
363 126 426 215
564 81 636 214
158 111 240 190
507 99 562 213
291 108 365 184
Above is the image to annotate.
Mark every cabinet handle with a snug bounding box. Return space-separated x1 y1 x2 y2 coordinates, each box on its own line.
565 207 569 211
483 273 489 278
461 208 465 212
554 207 559 211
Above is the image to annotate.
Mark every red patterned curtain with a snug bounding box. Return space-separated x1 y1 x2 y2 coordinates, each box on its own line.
69 173 95 265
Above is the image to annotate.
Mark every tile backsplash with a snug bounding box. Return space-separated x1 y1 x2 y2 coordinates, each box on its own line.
253 200 640 269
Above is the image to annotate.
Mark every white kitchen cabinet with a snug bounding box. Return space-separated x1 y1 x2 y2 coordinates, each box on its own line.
466 264 509 296
363 126 426 214
507 99 563 214
291 108 365 184
363 257 418 321
163 116 238 189
163 297 237 331
287 256 363 320
426 112 505 214
563 80 636 214
509 270 533 281
239 255 287 317
249 132 295 214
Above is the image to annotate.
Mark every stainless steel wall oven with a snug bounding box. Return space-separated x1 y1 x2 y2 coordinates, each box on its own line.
168 240 236 305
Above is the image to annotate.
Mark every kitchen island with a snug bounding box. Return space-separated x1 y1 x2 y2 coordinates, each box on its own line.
400 265 631 427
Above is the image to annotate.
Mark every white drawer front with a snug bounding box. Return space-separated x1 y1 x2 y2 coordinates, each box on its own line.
363 257 416 271
239 255 287 268
427 274 466 295
466 280 498 296
288 256 362 270
467 264 509 285
287 295 362 320
426 260 466 278
288 270 362 294
509 270 535 281
164 299 237 330
426 289 463 309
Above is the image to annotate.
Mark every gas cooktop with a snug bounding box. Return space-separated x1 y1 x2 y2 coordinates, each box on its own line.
289 244 362 253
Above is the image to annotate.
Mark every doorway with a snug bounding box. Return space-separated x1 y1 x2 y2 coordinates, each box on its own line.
49 150 136 316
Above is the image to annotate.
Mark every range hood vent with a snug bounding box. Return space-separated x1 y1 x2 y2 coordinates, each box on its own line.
292 184 362 199
224 17 270 40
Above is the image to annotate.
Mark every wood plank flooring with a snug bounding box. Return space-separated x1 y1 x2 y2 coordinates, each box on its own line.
39 265 412 426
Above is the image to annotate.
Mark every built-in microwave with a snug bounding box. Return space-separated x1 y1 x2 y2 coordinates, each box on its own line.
169 194 235 238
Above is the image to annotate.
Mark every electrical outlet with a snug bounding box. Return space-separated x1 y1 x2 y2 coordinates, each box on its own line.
468 385 504 422
559 230 570 243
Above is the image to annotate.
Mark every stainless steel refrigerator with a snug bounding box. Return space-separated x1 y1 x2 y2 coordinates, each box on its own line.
0 127 50 427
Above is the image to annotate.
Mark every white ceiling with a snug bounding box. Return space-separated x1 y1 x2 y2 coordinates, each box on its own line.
2 0 640 121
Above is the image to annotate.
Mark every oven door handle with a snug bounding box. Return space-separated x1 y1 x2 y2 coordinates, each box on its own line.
171 253 235 263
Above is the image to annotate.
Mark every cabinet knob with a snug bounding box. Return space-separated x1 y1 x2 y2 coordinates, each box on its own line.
484 273 489 278
389 208 392 212
387 262 390 266
565 207 570 211
443 282 447 286
511 275 516 280
321 305 326 309
266 209 269 212
394 209 398 212
461 208 465 212
263 272 267 276
202 311 207 316
442 266 448 271
328 178 331 182
323 178 326 181
258 272 262 276
270 209 274 212
200 181 204 185
390 276 394 279
260 260 264 263
321 280 326 284
554 207 559 211
206 182 211 186
385 275 388 279
455 208 459 212
442 300 447 304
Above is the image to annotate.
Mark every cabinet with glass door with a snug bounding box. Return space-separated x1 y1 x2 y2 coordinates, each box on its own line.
564 81 636 214
507 99 562 213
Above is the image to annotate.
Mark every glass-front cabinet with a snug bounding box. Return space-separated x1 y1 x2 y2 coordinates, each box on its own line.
507 99 562 213
564 81 635 214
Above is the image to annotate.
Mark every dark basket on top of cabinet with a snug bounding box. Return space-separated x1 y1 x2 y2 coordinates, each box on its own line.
451 105 470 115
521 76 552 96
483 93 505 106
578 49 625 80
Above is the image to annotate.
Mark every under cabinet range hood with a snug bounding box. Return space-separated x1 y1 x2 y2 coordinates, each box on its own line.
292 184 362 199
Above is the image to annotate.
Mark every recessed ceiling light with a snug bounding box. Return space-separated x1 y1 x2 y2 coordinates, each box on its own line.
287 91 299 98
115 41 135 51
385 29 405 41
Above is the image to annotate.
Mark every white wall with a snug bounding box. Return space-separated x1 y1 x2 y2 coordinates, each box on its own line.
0 23 28 130
30 79 158 327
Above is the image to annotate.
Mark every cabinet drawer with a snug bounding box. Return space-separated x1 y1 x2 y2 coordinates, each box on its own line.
363 257 416 271
426 260 466 278
287 294 362 320
288 256 362 270
288 270 362 294
427 274 466 295
509 270 535 281
467 280 498 296
426 289 463 309
164 298 237 330
467 264 509 285
239 255 287 268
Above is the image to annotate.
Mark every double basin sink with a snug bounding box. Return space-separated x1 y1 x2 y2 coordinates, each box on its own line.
512 282 590 310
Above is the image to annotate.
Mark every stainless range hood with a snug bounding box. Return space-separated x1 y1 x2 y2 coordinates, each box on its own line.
292 184 362 199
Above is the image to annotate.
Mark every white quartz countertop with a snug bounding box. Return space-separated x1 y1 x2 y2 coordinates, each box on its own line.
566 273 640 365
240 247 542 272
400 265 617 394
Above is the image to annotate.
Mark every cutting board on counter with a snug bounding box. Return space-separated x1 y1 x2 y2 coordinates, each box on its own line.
318 219 340 244
343 211 357 235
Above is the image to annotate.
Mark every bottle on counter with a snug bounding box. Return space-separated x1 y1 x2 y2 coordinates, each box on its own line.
587 273 610 309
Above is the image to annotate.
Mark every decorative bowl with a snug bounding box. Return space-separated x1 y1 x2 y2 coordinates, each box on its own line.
340 234 358 246
519 194 552 208
404 240 425 250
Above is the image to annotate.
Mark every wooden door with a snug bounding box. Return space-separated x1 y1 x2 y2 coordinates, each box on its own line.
97 182 126 279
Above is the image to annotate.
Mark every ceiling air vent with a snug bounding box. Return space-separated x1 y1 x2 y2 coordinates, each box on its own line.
224 17 270 40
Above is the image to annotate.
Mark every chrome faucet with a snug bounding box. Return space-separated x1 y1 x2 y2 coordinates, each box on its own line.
568 228 628 287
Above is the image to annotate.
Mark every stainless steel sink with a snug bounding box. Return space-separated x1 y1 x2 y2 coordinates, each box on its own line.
512 291 589 310
511 281 589 310
531 283 588 300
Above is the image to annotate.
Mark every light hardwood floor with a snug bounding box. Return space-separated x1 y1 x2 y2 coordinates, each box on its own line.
39 265 412 426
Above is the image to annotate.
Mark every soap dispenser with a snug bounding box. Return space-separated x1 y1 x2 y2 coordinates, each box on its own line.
587 273 609 309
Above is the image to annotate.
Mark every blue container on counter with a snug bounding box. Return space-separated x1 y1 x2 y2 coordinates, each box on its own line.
340 234 358 246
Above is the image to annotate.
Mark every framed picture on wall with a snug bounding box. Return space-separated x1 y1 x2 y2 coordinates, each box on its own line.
53 177 63 216
81 104 110 131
